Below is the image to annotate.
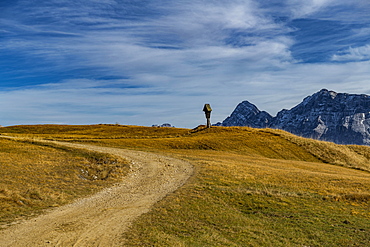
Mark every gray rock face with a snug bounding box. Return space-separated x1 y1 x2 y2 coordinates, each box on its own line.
222 101 273 128
221 89 370 145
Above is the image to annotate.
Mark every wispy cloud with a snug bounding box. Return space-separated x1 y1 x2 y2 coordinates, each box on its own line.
332 45 370 62
287 0 334 18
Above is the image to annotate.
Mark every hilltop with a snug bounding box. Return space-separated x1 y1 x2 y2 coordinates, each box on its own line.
2 124 370 172
0 125 369 246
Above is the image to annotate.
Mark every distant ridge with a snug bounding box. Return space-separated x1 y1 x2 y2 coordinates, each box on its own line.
221 89 370 145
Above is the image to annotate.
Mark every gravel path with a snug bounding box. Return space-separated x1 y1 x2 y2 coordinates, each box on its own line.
0 139 193 246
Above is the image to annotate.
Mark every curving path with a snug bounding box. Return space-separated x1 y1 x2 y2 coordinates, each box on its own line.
0 138 193 246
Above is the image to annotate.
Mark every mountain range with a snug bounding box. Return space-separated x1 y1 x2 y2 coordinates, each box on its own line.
220 89 370 145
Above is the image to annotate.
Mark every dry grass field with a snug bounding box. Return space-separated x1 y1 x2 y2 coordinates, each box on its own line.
1 124 370 246
0 136 129 228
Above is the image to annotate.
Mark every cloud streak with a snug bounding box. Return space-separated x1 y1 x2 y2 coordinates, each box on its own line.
332 45 370 62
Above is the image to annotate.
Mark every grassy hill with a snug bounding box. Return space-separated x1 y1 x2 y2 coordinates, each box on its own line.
0 133 130 227
1 125 370 246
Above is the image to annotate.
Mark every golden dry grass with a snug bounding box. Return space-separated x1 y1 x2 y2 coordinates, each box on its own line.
0 137 129 227
1 125 370 246
1 124 189 140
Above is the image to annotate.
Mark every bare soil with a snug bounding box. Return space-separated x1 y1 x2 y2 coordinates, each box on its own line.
0 140 193 246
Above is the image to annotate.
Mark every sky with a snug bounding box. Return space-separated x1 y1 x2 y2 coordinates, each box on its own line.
0 0 369 128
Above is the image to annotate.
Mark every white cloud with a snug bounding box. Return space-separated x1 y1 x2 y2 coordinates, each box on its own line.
1 0 295 79
187 1 272 30
0 79 178 126
287 0 333 18
332 45 370 62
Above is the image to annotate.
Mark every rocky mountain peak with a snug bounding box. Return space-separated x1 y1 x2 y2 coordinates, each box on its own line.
317 88 338 98
221 89 370 145
222 100 273 128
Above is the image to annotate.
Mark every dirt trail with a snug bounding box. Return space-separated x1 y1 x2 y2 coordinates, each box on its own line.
0 138 193 247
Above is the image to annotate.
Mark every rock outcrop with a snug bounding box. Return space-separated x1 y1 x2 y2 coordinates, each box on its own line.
221 89 370 145
222 101 273 128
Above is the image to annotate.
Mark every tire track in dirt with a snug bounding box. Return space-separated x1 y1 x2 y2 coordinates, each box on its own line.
0 138 193 247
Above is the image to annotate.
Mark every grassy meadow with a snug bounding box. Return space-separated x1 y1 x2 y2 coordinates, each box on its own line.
1 124 370 246
0 135 130 227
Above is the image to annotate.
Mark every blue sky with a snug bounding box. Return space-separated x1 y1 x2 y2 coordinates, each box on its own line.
0 0 369 128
